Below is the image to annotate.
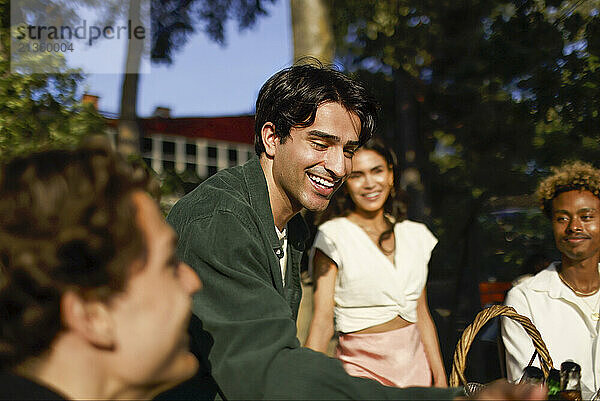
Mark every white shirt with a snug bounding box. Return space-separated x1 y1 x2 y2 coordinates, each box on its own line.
501 262 600 398
311 218 437 333
275 225 288 286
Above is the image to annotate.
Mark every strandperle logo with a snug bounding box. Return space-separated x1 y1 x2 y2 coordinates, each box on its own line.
14 20 146 46
10 0 150 74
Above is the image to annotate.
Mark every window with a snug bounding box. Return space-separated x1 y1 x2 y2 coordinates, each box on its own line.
228 148 238 166
186 143 196 156
142 157 152 168
162 141 175 156
141 137 152 153
208 165 218 177
186 163 197 175
228 149 237 163
207 146 217 159
163 160 175 171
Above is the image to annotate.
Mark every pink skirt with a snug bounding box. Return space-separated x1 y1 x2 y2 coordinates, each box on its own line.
336 324 432 388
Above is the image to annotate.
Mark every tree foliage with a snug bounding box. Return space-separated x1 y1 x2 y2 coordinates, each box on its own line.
0 0 104 160
331 0 600 301
152 0 277 63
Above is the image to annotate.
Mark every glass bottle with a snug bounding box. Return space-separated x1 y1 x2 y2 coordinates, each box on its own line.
559 361 582 401
519 366 544 386
546 368 561 400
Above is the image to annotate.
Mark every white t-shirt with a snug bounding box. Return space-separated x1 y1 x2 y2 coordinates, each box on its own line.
310 217 437 333
275 225 288 286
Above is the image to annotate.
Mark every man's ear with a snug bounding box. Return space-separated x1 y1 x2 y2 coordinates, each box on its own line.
261 122 279 157
61 291 115 350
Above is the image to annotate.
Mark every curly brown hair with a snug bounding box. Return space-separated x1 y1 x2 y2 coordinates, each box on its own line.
537 161 600 218
0 143 157 368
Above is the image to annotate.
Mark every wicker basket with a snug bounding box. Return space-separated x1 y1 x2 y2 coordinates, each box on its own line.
449 305 554 395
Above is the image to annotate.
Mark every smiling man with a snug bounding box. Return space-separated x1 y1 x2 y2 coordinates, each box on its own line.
167 62 545 400
262 100 361 229
502 161 600 398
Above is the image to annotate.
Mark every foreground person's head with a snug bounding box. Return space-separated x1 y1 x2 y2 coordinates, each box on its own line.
0 145 201 399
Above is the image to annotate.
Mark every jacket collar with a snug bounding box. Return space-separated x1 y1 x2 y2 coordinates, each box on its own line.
241 157 308 253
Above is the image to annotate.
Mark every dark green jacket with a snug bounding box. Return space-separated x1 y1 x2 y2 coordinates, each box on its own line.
167 157 459 400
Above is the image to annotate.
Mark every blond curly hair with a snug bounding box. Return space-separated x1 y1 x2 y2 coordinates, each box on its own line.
537 161 600 218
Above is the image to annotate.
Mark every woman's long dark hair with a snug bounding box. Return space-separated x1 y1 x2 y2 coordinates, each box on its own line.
316 137 408 251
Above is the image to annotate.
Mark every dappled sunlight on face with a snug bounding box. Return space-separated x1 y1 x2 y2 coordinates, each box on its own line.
106 192 201 393
345 149 394 215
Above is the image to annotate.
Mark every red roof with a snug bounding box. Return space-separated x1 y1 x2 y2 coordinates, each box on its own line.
142 115 255 145
106 115 255 145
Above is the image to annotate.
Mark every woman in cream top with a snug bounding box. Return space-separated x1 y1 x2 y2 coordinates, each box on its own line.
313 218 435 333
305 138 447 388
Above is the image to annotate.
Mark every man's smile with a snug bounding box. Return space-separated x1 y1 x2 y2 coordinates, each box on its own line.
307 172 335 189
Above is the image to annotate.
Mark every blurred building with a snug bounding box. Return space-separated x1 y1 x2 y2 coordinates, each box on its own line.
84 94 255 179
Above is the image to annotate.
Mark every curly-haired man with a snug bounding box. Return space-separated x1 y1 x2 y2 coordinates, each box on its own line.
502 161 600 397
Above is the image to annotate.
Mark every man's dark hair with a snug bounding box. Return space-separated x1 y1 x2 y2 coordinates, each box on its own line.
0 143 157 369
254 59 378 155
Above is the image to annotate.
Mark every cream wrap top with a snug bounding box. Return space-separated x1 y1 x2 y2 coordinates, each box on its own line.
310 218 437 333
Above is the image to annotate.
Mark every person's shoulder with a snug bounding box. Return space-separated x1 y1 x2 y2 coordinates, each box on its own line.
511 273 534 287
189 164 248 203
318 217 346 230
395 219 429 230
0 371 65 400
317 217 348 237
505 281 529 308
168 164 252 221
520 262 558 290
507 263 558 303
395 219 436 239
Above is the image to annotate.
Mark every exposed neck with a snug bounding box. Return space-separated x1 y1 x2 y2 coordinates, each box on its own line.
16 336 156 400
260 155 300 231
560 255 600 292
348 207 387 228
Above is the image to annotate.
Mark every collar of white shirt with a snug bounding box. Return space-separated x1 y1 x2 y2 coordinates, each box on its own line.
526 261 600 301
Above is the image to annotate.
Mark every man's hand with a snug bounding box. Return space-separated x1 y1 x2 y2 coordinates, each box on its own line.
455 380 547 400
